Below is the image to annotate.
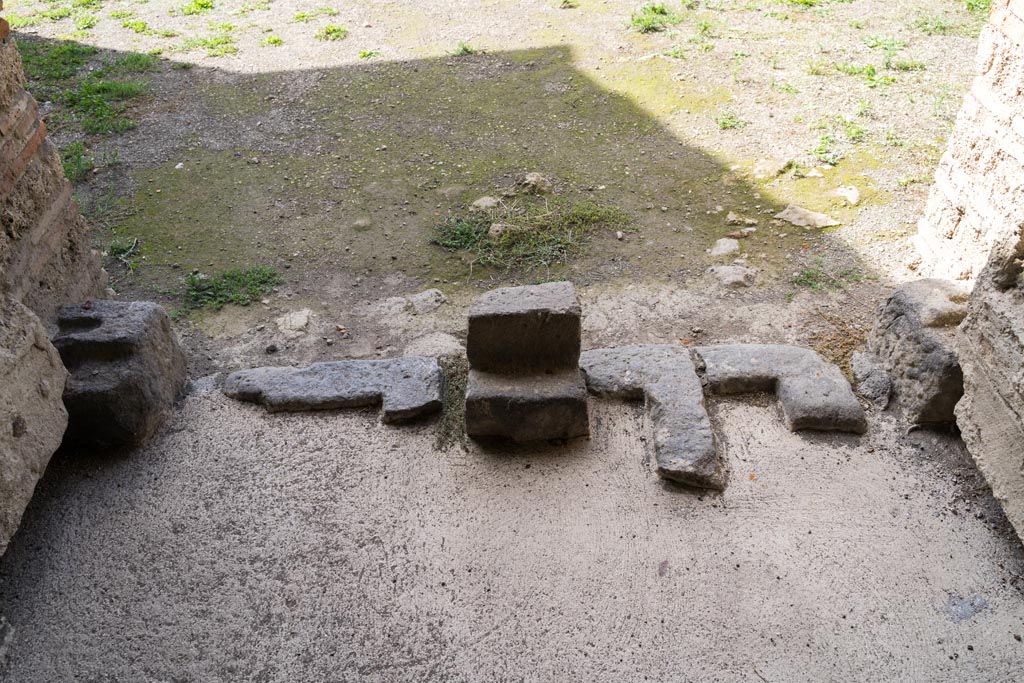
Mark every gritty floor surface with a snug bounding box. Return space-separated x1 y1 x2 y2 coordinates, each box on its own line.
4 1 1024 680
1 378 1023 681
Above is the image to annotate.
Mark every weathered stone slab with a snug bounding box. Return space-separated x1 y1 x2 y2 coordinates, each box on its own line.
464 369 589 442
580 345 725 490
52 301 187 448
223 356 442 423
1 298 68 556
466 281 581 374
955 231 1024 542
868 279 967 426
694 344 866 433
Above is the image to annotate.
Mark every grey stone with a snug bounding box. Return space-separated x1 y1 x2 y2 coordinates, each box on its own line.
581 345 725 490
752 158 792 179
694 344 866 433
464 369 589 442
868 279 966 426
53 300 187 449
471 196 500 211
467 281 581 374
774 204 839 229
851 351 891 409
708 265 757 288
223 356 442 423
954 231 1024 542
408 289 447 315
0 298 68 556
709 238 740 257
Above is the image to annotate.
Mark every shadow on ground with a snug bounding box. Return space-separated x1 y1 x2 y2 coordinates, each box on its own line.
18 36 876 308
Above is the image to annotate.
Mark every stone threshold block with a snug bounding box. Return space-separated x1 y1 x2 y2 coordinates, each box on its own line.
53 301 187 448
467 281 581 374
464 369 589 442
694 344 867 434
580 345 725 491
867 279 967 426
223 357 442 423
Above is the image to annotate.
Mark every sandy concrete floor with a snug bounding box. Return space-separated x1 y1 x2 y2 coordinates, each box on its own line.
1 376 1022 682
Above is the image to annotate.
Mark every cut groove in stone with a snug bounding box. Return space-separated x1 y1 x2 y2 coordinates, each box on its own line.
223 357 443 423
694 344 866 434
580 345 726 491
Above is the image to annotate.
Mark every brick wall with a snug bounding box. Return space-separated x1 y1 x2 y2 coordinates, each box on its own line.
0 10 105 325
913 0 1024 282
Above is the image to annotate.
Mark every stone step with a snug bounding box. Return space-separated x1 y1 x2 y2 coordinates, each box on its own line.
464 369 589 442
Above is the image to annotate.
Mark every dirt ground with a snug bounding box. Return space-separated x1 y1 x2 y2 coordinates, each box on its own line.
4 0 993 371
4 0 1024 680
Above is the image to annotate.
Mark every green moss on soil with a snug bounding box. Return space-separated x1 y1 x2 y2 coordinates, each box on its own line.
119 46 824 298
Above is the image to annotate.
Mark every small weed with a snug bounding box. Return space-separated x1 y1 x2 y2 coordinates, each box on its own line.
262 34 283 46
8 14 42 29
237 0 271 15
630 3 682 34
560 0 579 7
122 19 151 34
292 6 338 22
358 49 381 59
109 237 141 272
889 58 926 72
41 6 73 21
432 199 631 272
110 10 135 19
771 80 799 94
811 132 842 164
61 142 94 181
965 0 991 16
714 110 745 129
180 0 214 16
185 266 281 310
806 58 830 76
843 119 867 143
863 35 906 52
694 19 716 39
835 62 894 87
883 128 905 146
315 24 348 41
663 45 687 59
914 13 953 36
848 19 865 29
452 41 476 56
180 34 238 56
74 13 99 30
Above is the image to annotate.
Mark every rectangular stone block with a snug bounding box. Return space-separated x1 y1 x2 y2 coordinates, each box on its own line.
464 369 589 442
466 281 581 374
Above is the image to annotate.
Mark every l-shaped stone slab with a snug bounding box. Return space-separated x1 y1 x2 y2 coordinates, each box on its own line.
694 344 867 434
580 345 725 490
223 357 442 423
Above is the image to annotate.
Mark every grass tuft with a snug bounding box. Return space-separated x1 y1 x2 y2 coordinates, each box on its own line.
630 3 682 33
61 142 94 182
432 199 631 271
184 266 281 310
315 24 348 41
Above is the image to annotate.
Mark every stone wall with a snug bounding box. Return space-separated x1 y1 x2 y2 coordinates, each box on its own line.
956 229 1024 542
0 19 106 556
0 35 105 323
913 0 1024 282
912 1 1024 542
